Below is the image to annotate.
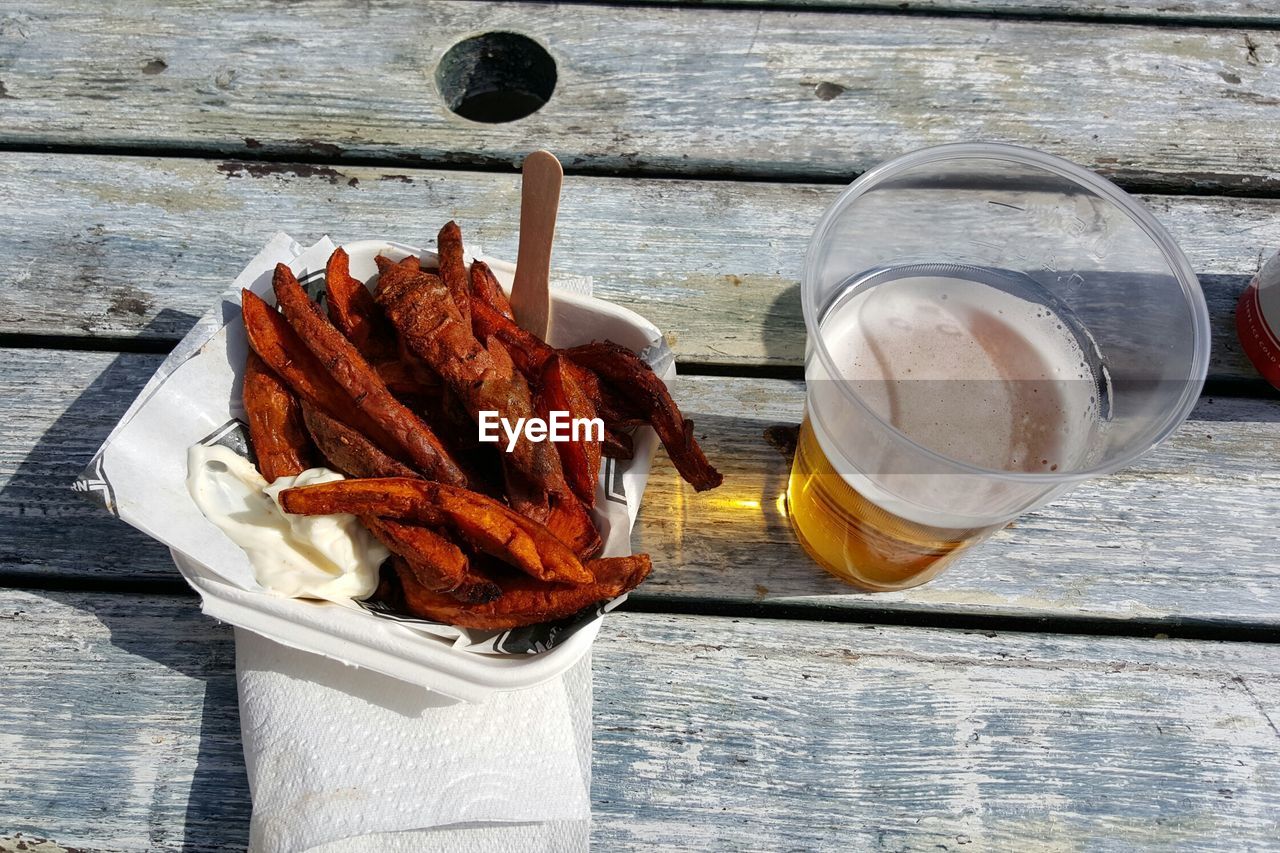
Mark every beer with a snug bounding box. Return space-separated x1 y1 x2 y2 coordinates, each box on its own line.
788 265 1104 590
788 418 1004 590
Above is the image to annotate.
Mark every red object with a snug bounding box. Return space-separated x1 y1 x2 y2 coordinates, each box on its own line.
1237 268 1280 390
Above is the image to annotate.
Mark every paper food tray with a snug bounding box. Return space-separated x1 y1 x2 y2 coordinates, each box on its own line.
75 235 675 701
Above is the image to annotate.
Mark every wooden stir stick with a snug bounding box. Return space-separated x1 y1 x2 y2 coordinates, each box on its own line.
510 150 563 340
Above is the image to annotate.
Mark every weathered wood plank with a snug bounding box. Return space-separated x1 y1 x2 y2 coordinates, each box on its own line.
640 0 1280 23
0 592 245 852
2 3 1280 190
1 590 1276 851
595 613 1280 851
0 154 1273 381
4 346 1278 626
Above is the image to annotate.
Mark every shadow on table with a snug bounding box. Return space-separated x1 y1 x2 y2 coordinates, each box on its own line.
2 309 250 852
761 282 803 368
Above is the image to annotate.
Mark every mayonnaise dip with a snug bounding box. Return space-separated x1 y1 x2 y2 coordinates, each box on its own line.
186 444 389 602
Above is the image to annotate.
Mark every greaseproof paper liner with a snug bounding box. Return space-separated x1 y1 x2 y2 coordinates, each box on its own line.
74 234 672 690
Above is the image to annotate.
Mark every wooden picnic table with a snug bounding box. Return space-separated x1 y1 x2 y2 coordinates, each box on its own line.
2 0 1279 849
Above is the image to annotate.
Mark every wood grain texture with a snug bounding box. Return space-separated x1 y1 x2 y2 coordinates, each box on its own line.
3 347 1277 626
0 590 1276 851
0 591 244 852
635 0 1280 22
594 613 1280 851
0 154 1275 381
1 3 1279 189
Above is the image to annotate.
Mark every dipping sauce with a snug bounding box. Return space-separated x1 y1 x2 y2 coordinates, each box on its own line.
186 444 388 602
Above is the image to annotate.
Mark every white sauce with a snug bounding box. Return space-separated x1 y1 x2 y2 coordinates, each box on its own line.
186 445 388 602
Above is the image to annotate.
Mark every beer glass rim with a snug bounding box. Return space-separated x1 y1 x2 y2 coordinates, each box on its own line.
802 142 1211 484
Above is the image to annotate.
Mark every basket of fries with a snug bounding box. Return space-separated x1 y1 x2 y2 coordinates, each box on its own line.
75 227 721 701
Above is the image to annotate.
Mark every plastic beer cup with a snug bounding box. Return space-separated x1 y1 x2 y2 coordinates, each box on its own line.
788 144 1211 591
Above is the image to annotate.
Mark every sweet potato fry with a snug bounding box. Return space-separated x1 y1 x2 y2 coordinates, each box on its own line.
484 333 566 489
503 463 550 524
242 350 314 481
392 553 652 630
279 477 592 584
272 263 468 487
242 288 394 444
325 248 440 401
595 391 648 431
544 492 603 560
304 384 494 491
295 406 494 600
325 247 397 361
469 295 555 379
444 494 590 583
501 464 599 558
470 259 514 321
437 220 470 327
540 354 602 505
300 402 418 479
390 339 448 400
374 261 567 496
566 341 723 492
602 428 634 460
469 295 614 421
305 390 501 504
366 518 500 604
375 359 441 399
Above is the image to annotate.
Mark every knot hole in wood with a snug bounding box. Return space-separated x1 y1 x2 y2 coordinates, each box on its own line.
435 32 556 124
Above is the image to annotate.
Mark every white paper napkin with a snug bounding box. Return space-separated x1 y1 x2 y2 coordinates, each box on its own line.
235 628 593 852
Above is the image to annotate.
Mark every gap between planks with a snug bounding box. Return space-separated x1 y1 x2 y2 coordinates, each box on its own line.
0 333 1273 400
5 140 1280 201
465 0 1280 31
2 571 1279 646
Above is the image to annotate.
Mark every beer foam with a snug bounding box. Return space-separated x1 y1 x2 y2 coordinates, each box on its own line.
823 274 1100 473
